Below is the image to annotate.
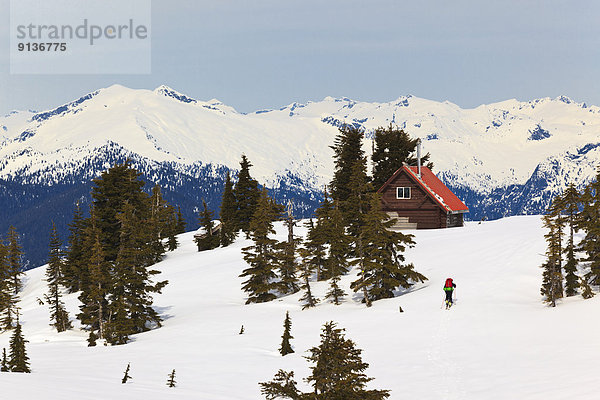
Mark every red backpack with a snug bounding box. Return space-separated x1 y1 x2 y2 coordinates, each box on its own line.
444 278 453 288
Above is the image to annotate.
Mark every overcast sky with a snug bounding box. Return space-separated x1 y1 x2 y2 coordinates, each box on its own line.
1 0 599 114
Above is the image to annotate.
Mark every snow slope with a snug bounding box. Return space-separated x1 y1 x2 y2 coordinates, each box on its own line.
1 216 598 399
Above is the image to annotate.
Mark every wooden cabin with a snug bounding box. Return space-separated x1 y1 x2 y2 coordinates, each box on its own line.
377 165 468 230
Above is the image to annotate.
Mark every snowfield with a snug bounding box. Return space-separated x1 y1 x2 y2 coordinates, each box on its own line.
1 215 598 399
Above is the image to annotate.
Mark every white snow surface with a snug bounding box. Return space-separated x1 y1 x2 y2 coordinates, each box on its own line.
1 85 600 193
1 215 598 399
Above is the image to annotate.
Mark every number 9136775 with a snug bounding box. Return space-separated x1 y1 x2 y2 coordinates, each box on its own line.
17 42 67 52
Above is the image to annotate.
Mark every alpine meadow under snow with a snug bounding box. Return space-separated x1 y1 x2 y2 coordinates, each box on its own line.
1 216 599 399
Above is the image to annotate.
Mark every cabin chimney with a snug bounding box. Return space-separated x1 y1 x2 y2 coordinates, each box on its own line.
416 138 422 178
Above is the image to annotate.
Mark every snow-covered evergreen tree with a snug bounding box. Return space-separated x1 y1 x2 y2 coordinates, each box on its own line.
351 194 426 305
45 222 72 332
219 171 238 246
240 188 279 304
279 311 294 356
8 323 30 373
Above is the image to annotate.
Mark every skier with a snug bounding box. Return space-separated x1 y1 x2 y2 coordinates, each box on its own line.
443 278 456 309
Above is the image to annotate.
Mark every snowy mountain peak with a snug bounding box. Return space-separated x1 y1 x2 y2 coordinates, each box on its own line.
154 85 199 105
1 85 599 215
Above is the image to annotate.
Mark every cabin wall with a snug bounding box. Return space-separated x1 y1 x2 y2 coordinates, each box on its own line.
447 213 464 228
380 172 446 229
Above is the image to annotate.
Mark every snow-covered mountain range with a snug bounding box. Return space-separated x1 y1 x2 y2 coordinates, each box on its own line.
1 84 599 266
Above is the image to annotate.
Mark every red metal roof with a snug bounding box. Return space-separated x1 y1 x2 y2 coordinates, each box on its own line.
378 166 469 213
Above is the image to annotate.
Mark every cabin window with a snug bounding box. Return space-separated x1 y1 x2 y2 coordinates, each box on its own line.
396 187 411 199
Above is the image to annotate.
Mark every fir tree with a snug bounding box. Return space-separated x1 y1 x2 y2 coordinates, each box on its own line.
196 200 220 251
351 194 426 305
329 125 366 225
149 184 175 262
305 322 390 399
371 125 432 189
259 370 300 400
345 158 372 239
579 277 595 299
176 206 186 234
540 208 564 307
6 226 24 295
90 161 150 263
105 202 168 345
45 222 72 332
219 171 238 246
122 363 132 383
8 323 30 373
0 240 10 327
167 369 177 387
234 155 260 234
239 325 245 335
0 232 20 330
308 192 333 282
297 219 320 309
276 201 300 295
279 311 294 356
261 322 390 399
63 201 88 292
560 184 581 296
240 188 280 304
166 206 179 252
77 213 110 345
578 168 600 285
324 203 349 305
1 348 8 372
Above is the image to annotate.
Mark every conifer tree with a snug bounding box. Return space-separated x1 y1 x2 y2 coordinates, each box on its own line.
298 219 320 310
166 206 179 252
307 192 334 282
106 202 168 345
45 222 72 332
276 201 300 295
6 226 24 295
351 194 426 305
234 155 260 234
8 323 30 373
239 325 245 334
63 201 88 293
167 369 177 387
305 322 390 399
279 311 294 356
578 168 600 285
324 203 349 305
122 363 132 383
0 241 10 327
240 188 279 304
1 348 8 372
560 184 581 296
345 158 372 239
176 206 186 234
261 322 390 399
371 125 432 189
219 171 238 246
579 277 595 299
540 209 564 307
330 125 366 225
90 161 150 263
78 216 110 346
149 184 171 263
0 234 19 331
259 370 300 400
196 200 220 251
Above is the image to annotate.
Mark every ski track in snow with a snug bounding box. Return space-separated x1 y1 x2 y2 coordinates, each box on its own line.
428 307 465 400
